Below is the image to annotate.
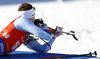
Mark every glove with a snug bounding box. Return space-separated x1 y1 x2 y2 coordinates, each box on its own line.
34 18 44 27
53 26 63 39
54 30 63 37
53 30 63 39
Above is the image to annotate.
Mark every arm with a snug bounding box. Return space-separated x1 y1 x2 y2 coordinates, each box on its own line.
14 17 53 41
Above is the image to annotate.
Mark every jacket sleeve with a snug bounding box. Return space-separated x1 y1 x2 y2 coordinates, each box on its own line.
21 18 53 41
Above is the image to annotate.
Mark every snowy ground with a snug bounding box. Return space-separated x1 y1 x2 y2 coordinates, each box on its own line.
0 0 100 57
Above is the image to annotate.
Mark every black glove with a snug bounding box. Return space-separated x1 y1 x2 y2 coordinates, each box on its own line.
34 18 44 27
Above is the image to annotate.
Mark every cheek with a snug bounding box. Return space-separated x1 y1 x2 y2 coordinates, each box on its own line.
32 17 35 21
33 17 35 19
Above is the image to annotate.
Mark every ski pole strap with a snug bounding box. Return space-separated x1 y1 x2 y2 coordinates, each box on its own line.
40 38 51 50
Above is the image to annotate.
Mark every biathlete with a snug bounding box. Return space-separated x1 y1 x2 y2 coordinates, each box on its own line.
0 3 63 55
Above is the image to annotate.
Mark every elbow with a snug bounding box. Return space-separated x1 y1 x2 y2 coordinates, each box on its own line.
38 50 48 54
36 47 49 54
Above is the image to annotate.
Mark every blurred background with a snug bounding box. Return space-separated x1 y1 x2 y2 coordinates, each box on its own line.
0 0 100 57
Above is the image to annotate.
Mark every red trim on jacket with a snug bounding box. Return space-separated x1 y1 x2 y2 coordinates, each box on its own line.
0 16 28 55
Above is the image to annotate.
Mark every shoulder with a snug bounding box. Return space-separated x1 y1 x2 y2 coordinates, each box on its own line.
22 17 34 25
14 16 35 27
14 16 31 24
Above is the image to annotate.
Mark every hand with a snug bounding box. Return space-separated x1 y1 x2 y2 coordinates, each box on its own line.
55 30 63 36
53 30 63 39
53 26 63 39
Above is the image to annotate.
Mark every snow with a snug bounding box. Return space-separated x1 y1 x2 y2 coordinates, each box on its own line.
0 0 100 57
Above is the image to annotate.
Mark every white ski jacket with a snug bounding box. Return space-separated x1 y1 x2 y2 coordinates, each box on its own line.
13 16 53 41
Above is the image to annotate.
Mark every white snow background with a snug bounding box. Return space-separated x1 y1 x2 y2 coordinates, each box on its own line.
0 0 100 57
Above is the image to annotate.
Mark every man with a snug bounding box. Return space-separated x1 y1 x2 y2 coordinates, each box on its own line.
0 3 62 55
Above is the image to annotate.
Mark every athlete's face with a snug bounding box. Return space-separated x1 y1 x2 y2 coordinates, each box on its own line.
29 7 36 22
30 16 35 22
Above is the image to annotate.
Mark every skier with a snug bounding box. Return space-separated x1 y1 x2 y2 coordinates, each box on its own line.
0 3 62 55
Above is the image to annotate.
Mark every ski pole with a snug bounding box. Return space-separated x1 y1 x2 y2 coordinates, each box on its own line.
42 51 97 59
62 31 78 41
